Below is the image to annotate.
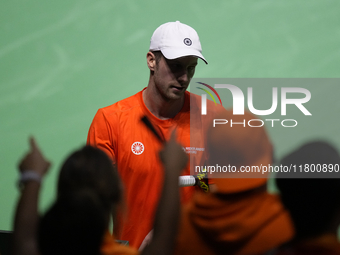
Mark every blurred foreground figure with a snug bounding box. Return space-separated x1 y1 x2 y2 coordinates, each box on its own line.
13 131 187 255
174 110 294 255
276 141 340 255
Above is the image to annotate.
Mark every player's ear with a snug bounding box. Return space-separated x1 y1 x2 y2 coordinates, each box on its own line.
147 52 156 71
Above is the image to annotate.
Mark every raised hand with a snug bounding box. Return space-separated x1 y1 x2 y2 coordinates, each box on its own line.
159 129 188 175
18 137 51 177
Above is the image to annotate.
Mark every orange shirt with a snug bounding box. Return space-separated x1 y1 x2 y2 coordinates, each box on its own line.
87 89 217 248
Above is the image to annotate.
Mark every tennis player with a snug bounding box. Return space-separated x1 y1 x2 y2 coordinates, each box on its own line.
87 21 217 248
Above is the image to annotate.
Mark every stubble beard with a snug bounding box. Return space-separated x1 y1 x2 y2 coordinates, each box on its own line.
152 59 189 102
157 82 187 102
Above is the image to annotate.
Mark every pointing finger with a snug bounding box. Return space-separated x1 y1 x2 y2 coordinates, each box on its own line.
29 136 40 153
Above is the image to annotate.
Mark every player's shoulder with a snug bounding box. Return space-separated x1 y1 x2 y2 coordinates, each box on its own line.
186 90 199 100
98 90 143 116
186 91 225 112
186 91 215 105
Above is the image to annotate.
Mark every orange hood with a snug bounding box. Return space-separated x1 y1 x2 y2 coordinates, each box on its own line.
175 191 294 255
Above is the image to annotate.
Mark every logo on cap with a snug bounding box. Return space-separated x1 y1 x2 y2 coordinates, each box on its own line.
183 38 192 46
131 142 144 155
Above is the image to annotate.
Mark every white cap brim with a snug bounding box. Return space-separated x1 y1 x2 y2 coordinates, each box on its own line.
160 47 208 64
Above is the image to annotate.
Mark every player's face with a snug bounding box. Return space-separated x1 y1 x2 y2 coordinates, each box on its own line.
153 54 198 101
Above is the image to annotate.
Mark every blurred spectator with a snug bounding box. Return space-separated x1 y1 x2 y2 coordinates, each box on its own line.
276 141 340 255
174 110 294 255
13 131 187 255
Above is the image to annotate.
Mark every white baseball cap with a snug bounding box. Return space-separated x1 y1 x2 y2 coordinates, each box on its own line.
149 21 207 64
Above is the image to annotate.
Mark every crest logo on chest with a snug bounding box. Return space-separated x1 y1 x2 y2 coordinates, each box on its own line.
131 142 145 155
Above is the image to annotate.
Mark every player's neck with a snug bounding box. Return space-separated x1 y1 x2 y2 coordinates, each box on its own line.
143 88 185 120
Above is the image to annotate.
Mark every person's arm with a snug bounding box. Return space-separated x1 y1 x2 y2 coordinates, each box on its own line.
141 130 188 255
12 137 51 255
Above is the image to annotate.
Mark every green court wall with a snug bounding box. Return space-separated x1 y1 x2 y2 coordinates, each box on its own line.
1 0 340 232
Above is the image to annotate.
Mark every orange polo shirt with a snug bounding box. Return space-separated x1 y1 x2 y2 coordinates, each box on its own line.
87 89 219 248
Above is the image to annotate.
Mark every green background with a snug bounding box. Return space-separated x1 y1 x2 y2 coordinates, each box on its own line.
1 0 340 231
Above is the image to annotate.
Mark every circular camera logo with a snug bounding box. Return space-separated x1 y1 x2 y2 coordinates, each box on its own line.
183 38 192 46
131 142 144 155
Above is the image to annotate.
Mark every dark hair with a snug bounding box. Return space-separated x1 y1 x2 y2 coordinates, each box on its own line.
151 50 163 64
38 189 107 255
276 141 340 240
57 145 122 212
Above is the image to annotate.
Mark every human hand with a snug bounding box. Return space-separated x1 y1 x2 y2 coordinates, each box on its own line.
18 137 51 177
159 129 188 175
